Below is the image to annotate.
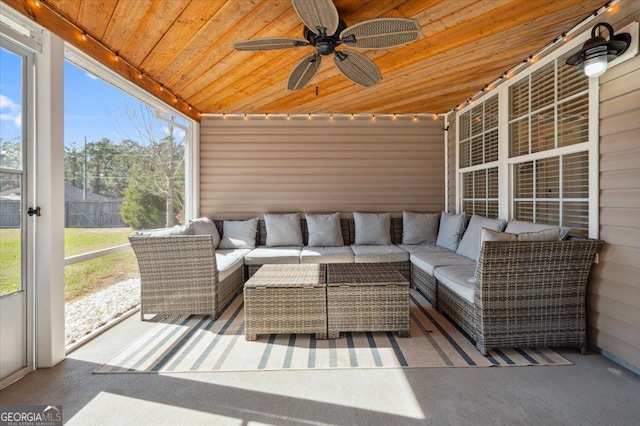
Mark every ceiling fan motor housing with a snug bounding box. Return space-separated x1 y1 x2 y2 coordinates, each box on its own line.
304 20 348 56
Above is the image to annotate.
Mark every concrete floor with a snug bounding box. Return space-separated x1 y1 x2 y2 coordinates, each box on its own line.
1 315 639 426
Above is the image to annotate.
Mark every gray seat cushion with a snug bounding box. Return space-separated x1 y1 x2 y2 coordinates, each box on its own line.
397 244 450 254
434 265 477 304
300 246 354 263
244 246 302 265
350 245 409 263
215 249 251 281
410 251 475 275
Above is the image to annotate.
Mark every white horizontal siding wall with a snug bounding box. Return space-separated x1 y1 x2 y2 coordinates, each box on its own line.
200 115 445 218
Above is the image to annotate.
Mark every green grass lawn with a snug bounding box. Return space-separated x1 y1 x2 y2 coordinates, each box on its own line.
1 227 139 301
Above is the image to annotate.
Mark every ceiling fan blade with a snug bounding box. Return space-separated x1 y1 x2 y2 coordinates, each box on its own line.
233 38 309 51
288 54 322 91
333 49 381 87
292 0 339 36
340 18 421 49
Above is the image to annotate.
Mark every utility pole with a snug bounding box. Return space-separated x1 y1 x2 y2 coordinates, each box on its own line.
83 136 87 200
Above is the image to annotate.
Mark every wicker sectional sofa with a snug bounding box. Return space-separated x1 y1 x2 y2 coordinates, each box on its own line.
129 211 602 354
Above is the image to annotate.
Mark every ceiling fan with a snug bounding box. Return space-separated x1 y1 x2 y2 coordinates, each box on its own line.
233 0 421 91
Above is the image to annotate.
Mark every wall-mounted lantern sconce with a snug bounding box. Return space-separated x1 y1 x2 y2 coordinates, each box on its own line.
566 23 631 78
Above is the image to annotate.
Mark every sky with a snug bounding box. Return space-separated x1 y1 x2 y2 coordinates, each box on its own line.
0 47 186 149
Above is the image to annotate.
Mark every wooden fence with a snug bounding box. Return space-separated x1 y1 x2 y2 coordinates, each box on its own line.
0 200 126 228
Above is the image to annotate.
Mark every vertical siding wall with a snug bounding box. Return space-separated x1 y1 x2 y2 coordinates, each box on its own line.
593 6 640 368
200 116 445 218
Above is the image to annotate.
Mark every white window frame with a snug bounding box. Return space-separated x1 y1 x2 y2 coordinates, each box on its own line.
456 94 500 218
456 26 599 238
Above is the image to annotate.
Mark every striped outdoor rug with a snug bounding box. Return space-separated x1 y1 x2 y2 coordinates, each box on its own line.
94 289 571 373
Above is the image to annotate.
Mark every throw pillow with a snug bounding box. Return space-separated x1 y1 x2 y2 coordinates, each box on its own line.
218 218 259 249
504 219 569 240
188 217 221 248
435 211 467 251
135 223 193 237
516 228 562 241
353 212 391 245
402 211 439 245
306 213 344 247
468 228 517 283
456 214 507 261
265 213 303 247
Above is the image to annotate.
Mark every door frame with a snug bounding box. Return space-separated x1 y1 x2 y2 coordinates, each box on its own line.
0 36 36 389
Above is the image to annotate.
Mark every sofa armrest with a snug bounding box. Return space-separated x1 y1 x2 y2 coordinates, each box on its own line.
129 235 219 317
474 239 603 352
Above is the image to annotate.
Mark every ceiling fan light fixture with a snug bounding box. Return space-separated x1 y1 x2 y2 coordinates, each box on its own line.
566 22 631 78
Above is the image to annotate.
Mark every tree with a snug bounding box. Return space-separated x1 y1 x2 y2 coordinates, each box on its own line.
0 137 22 191
120 170 166 229
119 103 185 227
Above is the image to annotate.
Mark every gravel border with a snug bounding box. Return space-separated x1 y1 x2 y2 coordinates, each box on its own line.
65 278 140 346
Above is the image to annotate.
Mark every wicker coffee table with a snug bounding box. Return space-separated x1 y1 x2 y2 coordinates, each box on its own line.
244 264 327 341
326 263 410 338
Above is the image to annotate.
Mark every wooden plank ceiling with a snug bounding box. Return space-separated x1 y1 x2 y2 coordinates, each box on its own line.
7 0 606 117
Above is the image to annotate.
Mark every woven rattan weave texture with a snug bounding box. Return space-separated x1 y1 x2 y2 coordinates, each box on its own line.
244 264 327 340
326 263 410 338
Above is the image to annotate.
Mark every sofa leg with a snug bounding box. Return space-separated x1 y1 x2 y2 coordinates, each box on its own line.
398 329 410 338
246 333 257 341
328 331 340 339
316 332 327 340
580 345 587 355
476 343 487 356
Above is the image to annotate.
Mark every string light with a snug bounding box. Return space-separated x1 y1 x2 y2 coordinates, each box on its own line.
81 31 87 41
350 113 354 120
265 113 269 119
413 115 418 122
34 0 41 7
329 114 333 120
138 71 143 79
114 52 119 62
371 114 376 121
447 0 621 116
286 114 291 120
243 114 247 120
308 113 312 120
159 85 164 92
392 113 397 120
188 105 192 111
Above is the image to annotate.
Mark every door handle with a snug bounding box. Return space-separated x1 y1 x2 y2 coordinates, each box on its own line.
27 207 41 217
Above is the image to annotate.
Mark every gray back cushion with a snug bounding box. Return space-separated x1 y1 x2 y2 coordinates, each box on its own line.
402 211 439 245
353 212 391 245
218 218 259 249
456 214 506 261
504 219 569 240
264 213 303 247
306 213 344 247
435 212 467 250
189 217 221 248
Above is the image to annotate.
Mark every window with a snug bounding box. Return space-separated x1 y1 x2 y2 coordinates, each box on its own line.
508 51 591 237
455 34 596 238
457 95 499 218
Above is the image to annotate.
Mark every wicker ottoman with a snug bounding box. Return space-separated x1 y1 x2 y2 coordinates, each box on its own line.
244 264 327 341
326 263 410 338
